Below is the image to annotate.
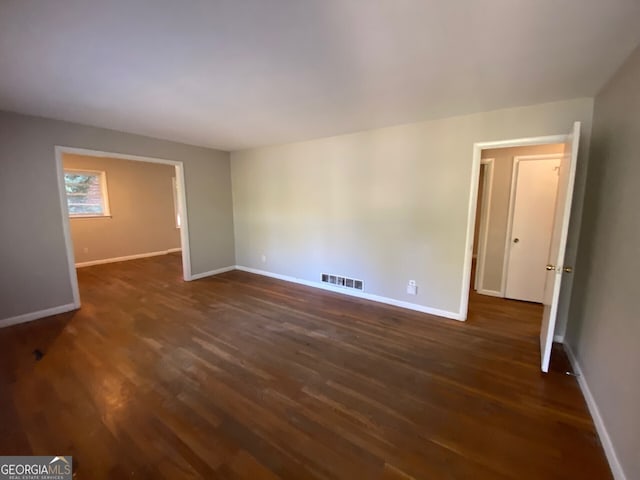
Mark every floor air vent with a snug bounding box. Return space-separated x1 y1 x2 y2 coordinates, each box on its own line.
321 273 364 291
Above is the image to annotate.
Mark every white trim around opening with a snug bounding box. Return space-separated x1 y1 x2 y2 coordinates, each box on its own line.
55 146 194 310
459 134 570 320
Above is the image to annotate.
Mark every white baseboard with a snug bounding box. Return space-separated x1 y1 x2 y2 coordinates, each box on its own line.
476 288 503 298
564 343 625 480
0 303 77 329
75 248 182 268
235 266 463 321
189 265 236 281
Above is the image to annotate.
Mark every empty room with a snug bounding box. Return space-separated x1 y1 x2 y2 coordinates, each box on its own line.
0 1 638 479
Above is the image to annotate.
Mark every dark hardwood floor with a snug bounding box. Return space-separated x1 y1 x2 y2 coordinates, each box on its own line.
0 254 611 479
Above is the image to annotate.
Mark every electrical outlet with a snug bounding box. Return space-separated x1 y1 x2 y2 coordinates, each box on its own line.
261 254 267 263
407 280 417 295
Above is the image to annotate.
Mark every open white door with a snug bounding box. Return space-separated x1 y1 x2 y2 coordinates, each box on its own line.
540 122 581 372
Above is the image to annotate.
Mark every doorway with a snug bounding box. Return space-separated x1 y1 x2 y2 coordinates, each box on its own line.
473 145 565 299
55 147 192 309
461 123 581 372
473 159 493 293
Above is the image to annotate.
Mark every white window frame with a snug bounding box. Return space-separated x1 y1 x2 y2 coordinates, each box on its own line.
64 168 111 218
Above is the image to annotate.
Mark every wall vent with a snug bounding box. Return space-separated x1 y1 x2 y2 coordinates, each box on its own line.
321 273 364 291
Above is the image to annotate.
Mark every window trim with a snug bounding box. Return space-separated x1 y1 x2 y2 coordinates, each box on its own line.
64 168 112 218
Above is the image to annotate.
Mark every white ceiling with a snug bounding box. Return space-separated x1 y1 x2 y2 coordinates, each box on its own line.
1 1 639 151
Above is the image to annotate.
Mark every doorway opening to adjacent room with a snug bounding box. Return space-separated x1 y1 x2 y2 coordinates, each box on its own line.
474 150 565 302
54 147 192 309
461 122 581 372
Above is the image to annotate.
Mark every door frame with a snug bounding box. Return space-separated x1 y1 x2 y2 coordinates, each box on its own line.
55 146 193 309
473 158 495 294
501 153 567 298
460 134 570 320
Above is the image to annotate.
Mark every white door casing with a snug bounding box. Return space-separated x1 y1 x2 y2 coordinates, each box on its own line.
463 133 570 320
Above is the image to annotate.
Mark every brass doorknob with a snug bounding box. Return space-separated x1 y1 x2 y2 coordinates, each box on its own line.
546 264 556 271
563 266 573 273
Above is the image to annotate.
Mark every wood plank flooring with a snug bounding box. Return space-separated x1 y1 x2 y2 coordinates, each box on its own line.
0 254 611 479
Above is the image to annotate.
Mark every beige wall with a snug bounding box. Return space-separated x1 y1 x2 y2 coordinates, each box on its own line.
0 111 235 321
231 98 594 318
479 144 565 293
566 46 640 479
64 154 180 264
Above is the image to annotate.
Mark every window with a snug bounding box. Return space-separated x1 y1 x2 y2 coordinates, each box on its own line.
64 169 111 217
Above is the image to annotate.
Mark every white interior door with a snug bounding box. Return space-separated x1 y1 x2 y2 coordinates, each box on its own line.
505 158 561 303
540 122 581 372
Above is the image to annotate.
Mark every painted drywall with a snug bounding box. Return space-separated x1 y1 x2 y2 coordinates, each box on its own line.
566 46 640 480
479 144 564 293
0 111 235 321
231 98 594 318
63 154 180 264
